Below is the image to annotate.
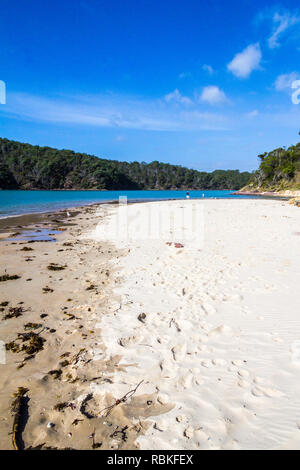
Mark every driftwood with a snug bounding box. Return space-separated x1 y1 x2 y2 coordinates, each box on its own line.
11 387 29 450
99 380 144 417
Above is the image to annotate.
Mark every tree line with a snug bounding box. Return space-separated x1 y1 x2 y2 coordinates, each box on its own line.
250 142 300 191
0 138 251 190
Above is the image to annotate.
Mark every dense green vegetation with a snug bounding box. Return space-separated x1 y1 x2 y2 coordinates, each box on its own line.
247 142 300 191
0 138 251 190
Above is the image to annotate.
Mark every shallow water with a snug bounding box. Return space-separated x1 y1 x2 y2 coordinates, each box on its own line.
0 190 256 218
2 228 60 242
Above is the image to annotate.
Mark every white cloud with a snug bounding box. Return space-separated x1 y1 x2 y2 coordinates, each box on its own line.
268 11 300 48
178 72 192 79
4 92 229 132
227 43 262 79
202 64 214 75
199 86 228 105
164 89 193 105
246 110 259 118
274 72 300 91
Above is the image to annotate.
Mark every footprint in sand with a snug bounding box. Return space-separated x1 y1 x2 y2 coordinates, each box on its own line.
160 359 178 378
237 369 250 378
212 358 227 366
251 386 284 398
208 325 232 337
201 303 216 315
177 373 193 389
119 335 143 347
171 344 186 361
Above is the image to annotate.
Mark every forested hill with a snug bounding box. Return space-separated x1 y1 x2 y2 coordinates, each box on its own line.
0 138 251 190
244 142 300 192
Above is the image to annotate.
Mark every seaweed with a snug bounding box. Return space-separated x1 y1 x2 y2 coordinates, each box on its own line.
110 425 128 442
47 263 66 271
24 323 42 330
11 387 29 450
6 341 20 353
20 247 33 251
0 274 21 282
48 369 62 380
18 332 45 355
4 307 24 320
6 330 46 357
59 360 69 368
42 286 54 293
86 284 96 291
53 402 68 412
0 301 9 307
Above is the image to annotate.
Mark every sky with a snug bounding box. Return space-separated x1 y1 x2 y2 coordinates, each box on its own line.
1 0 300 172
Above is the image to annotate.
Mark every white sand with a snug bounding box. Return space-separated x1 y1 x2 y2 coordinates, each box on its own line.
88 199 300 450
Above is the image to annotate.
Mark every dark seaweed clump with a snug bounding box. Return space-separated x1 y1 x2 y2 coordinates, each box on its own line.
0 274 21 282
6 332 45 356
4 307 24 320
47 263 66 271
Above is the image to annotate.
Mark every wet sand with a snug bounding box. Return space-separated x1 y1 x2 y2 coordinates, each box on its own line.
0 204 163 450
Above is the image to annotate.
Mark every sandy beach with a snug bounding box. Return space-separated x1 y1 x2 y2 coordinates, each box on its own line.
0 198 300 450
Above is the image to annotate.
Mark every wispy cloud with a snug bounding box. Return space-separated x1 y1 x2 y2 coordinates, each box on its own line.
274 72 300 91
268 11 300 48
164 89 193 106
245 110 259 118
202 64 214 75
3 91 230 132
178 72 192 79
199 86 228 105
227 43 262 79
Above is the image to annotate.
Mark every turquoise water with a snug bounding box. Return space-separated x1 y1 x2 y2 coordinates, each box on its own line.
0 190 255 218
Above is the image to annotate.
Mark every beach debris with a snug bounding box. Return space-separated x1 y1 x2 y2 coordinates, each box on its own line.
6 330 46 357
47 263 66 271
3 306 24 320
110 425 128 442
59 360 70 368
99 380 144 417
48 369 62 380
0 274 21 282
174 243 184 248
24 323 42 330
10 387 29 450
53 402 69 412
80 393 96 419
165 242 184 248
86 284 97 291
184 426 194 439
72 419 83 426
89 429 102 449
47 422 55 429
138 313 146 323
42 286 54 293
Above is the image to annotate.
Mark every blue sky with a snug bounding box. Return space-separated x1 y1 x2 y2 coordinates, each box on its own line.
1 0 300 171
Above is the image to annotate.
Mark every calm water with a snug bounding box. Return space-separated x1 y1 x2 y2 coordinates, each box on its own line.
0 190 255 218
